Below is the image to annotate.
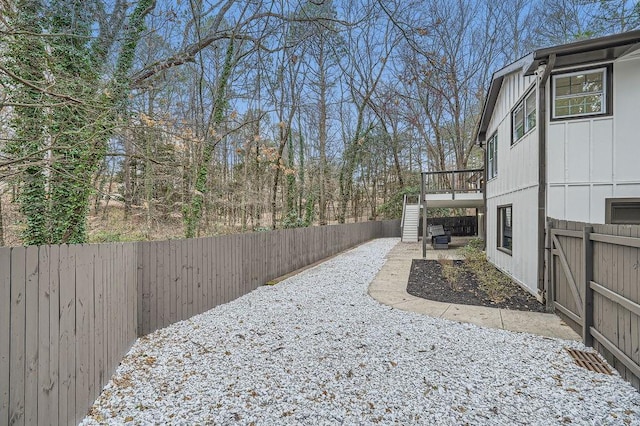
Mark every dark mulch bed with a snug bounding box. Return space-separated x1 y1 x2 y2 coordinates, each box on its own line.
407 259 547 312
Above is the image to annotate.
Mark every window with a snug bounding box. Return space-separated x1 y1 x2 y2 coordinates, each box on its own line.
512 90 536 144
606 198 640 224
497 205 512 254
552 67 610 119
487 132 497 179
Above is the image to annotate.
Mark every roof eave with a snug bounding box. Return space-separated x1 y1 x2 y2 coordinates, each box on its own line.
524 30 640 75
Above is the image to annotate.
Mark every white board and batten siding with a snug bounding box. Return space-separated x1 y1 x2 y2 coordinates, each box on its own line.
547 51 640 224
485 71 541 294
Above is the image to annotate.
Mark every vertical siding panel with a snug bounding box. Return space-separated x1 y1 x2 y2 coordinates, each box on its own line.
0 248 11 425
23 246 38 426
9 247 26 426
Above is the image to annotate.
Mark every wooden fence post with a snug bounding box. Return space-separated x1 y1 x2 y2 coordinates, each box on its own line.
582 225 594 346
545 220 553 311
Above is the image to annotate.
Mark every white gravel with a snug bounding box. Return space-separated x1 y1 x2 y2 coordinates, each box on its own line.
82 238 640 425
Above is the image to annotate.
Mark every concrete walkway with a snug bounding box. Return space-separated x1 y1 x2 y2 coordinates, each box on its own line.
368 239 581 341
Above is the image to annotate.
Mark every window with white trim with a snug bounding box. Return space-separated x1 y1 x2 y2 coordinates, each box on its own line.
487 132 497 179
512 90 536 144
552 67 608 119
497 205 512 253
606 198 640 224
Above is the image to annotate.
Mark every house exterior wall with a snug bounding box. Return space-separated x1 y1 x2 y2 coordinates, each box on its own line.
485 72 540 293
547 52 640 223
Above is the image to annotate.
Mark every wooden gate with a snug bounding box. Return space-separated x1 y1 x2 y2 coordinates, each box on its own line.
547 219 640 390
548 221 585 332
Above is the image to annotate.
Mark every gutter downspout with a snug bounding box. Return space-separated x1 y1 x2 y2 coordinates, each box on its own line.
537 53 556 305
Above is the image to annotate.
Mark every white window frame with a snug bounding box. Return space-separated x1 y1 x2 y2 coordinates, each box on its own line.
512 89 536 144
487 132 498 180
497 205 512 254
552 67 608 119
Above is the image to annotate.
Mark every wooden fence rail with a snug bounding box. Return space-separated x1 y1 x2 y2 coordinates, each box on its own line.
548 219 640 390
0 220 399 425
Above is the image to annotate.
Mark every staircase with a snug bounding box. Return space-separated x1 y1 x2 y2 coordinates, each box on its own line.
401 195 420 242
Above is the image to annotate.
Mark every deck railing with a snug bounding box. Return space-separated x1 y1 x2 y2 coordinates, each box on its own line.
421 169 484 194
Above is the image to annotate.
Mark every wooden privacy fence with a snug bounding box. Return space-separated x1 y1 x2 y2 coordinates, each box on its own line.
0 220 400 425
137 220 400 335
0 244 137 426
548 219 640 389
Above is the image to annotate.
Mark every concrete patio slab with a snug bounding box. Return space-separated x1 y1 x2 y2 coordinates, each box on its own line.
500 309 580 341
369 238 581 341
392 298 451 317
440 303 504 329
368 290 418 306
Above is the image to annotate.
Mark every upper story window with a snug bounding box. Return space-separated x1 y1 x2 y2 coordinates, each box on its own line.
552 67 610 119
487 132 498 179
512 90 536 144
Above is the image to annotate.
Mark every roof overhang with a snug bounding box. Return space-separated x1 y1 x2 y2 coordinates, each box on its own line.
475 30 640 146
475 54 533 145
524 29 640 75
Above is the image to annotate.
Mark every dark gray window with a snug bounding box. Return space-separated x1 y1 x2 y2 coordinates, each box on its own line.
552 67 608 119
498 205 512 254
606 198 640 224
487 132 498 179
512 90 536 144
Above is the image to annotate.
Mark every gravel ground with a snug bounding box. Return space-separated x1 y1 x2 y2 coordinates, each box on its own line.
82 238 640 425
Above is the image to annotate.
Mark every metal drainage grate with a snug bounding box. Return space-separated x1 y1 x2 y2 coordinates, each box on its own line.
566 348 612 375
